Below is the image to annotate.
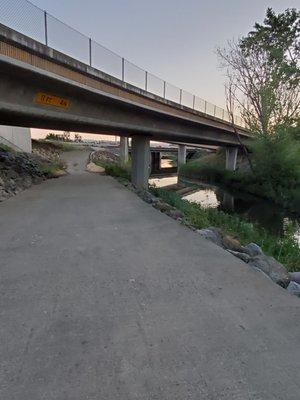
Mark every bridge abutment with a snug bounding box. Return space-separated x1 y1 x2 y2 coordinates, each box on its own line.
131 136 150 190
225 147 238 171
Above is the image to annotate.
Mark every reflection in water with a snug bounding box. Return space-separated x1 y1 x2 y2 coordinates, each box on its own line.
160 159 174 168
150 175 300 243
183 189 220 209
149 176 178 187
222 192 235 211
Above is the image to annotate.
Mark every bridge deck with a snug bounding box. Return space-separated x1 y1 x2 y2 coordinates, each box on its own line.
0 24 251 146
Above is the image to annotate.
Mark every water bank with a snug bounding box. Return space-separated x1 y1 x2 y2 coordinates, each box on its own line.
88 149 300 272
150 175 300 244
149 184 300 273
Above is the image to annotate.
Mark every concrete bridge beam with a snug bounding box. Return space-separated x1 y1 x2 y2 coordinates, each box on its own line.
131 136 150 190
178 144 187 166
0 25 251 148
225 147 238 171
119 136 129 166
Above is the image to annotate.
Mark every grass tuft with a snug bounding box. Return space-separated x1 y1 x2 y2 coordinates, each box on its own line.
0 143 15 153
35 139 84 152
94 161 130 180
150 187 300 272
39 160 66 178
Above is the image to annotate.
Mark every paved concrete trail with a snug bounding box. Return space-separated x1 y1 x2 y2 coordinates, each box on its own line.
1 150 300 400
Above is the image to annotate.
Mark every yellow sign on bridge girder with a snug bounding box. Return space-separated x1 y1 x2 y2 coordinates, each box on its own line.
35 92 71 109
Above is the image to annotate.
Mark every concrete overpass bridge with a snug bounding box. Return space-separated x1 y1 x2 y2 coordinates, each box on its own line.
149 147 200 174
0 4 251 188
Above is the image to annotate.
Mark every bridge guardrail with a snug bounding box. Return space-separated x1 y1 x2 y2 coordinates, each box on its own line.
0 0 245 128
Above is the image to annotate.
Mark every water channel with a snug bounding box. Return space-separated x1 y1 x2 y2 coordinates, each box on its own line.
149 174 300 244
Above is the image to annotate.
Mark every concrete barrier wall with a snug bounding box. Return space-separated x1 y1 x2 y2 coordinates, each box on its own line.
0 125 32 152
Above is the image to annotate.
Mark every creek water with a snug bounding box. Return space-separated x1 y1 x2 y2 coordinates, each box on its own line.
149 175 300 244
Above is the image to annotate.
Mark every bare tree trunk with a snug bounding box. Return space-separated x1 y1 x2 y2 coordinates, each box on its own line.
226 83 254 173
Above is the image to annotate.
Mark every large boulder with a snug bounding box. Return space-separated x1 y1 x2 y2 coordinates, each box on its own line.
154 201 174 213
289 272 300 284
287 281 300 297
249 255 290 288
196 228 223 247
244 243 263 257
166 209 184 220
227 250 251 263
138 190 158 205
222 235 245 253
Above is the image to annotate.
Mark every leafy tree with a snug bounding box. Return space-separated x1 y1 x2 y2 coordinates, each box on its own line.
218 8 300 134
249 131 300 203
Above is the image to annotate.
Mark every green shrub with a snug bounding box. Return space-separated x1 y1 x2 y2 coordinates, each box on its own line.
180 130 300 210
39 160 66 177
0 143 14 153
250 132 300 199
100 163 130 180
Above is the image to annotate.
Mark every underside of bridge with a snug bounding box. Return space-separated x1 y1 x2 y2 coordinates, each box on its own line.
0 24 250 188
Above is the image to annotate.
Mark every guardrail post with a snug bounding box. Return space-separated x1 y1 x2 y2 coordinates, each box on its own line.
44 11 48 46
145 71 148 91
192 95 195 110
89 38 92 67
213 105 216 117
163 81 166 99
204 101 207 114
122 58 125 81
222 109 225 120
179 89 182 105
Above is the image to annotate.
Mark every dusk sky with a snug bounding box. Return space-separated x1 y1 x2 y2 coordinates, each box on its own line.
31 0 299 107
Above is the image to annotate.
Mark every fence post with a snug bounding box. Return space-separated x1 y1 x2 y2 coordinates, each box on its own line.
179 89 182 105
163 81 166 99
192 95 195 110
89 38 92 67
44 11 48 46
145 71 148 91
122 58 125 81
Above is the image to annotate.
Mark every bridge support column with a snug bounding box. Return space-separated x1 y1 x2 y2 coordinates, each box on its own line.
151 151 161 174
119 136 129 166
178 144 187 166
225 147 238 171
131 136 150 190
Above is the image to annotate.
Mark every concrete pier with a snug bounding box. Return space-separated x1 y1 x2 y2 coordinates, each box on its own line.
178 144 187 166
131 136 150 189
151 152 161 173
119 136 129 166
225 147 238 171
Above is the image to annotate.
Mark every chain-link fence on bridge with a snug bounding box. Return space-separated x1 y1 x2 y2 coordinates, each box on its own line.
0 0 245 128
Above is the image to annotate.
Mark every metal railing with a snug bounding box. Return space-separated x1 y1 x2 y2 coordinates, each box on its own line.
0 0 245 128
